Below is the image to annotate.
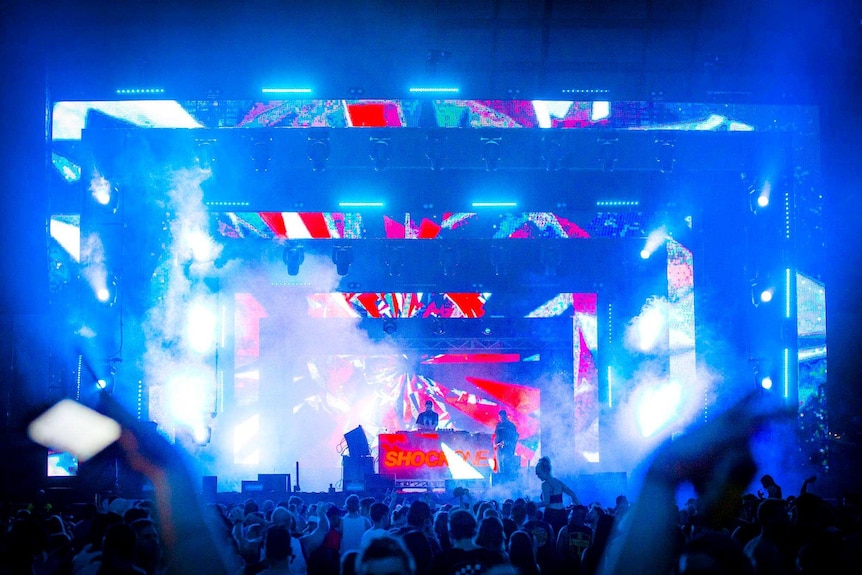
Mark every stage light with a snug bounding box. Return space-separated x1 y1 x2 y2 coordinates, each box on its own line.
540 243 561 277
655 140 675 174
187 301 218 354
637 381 682 437
50 216 81 263
541 136 563 171
383 318 397 335
636 304 666 352
192 424 212 446
195 140 216 171
369 137 390 172
283 245 305 276
95 276 118 306
490 244 508 276
598 138 617 172
331 246 353 276
386 246 404 277
440 443 484 480
186 229 218 263
409 87 459 94
52 153 81 183
116 88 165 95
89 173 118 213
441 245 459 277
307 133 330 172
252 137 272 172
261 87 312 94
426 130 446 170
760 375 773 390
641 226 669 260
472 202 516 208
481 137 502 171
760 287 775 303
640 249 650 260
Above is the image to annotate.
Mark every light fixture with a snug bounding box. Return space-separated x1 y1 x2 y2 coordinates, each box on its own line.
283 245 305 276
441 245 459 277
307 132 330 172
386 246 404 277
540 243 561 276
426 130 446 170
542 136 563 171
383 318 397 335
481 137 502 171
598 138 617 172
332 246 353 276
252 137 272 172
195 139 217 171
655 140 675 174
369 137 391 172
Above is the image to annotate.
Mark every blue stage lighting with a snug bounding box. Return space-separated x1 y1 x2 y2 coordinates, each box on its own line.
262 88 313 94
409 87 459 94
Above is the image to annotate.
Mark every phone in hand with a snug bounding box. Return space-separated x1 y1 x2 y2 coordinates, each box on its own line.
27 399 122 462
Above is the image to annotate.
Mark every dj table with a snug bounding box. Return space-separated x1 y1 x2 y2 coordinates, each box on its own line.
378 430 495 480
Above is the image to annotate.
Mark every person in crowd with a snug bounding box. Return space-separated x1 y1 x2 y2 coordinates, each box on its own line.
523 500 554 575
340 494 371 556
256 524 293 575
428 509 508 575
433 510 451 553
415 400 439 431
306 504 342 575
759 474 783 500
580 514 614 575
556 504 593 572
475 516 508 559
508 530 541 575
360 502 392 549
355 535 416 575
534 456 579 537
399 500 441 575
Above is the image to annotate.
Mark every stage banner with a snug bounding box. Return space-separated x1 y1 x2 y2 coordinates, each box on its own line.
379 431 494 480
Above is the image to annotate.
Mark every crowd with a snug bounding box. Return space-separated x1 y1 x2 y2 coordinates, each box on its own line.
1 396 860 574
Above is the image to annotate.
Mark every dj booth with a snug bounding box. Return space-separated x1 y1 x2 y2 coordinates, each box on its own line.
378 430 495 483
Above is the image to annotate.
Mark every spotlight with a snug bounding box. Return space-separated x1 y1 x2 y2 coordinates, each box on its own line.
385 246 404 277
195 139 216 171
542 136 563 172
489 243 508 276
307 132 330 172
441 245 459 277
283 245 305 276
252 137 272 172
383 318 397 335
598 138 617 172
95 275 118 306
481 137 502 171
655 140 675 174
760 287 775 303
369 137 390 172
540 242 561 277
760 375 773 390
89 174 118 213
426 130 446 170
331 246 353 276
640 249 651 260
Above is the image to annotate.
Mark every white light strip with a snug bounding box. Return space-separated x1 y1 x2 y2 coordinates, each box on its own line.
338 202 384 207
409 87 460 94
783 348 790 398
262 88 313 94
607 366 613 408
785 268 792 319
471 202 517 208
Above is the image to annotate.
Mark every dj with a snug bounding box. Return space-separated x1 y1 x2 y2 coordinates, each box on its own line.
415 400 439 431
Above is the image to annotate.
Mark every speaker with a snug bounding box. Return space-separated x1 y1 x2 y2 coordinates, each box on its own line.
343 426 370 457
258 473 291 495
342 456 374 491
202 476 218 503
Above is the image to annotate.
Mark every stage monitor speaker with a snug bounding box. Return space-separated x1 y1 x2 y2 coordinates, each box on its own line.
202 476 218 503
365 473 395 493
241 480 264 494
343 426 370 457
258 473 291 494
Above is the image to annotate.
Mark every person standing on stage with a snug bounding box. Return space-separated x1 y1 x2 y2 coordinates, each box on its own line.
415 399 439 431
493 410 519 480
535 455 579 537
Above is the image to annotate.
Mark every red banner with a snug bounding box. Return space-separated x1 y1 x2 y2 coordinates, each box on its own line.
379 431 495 480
